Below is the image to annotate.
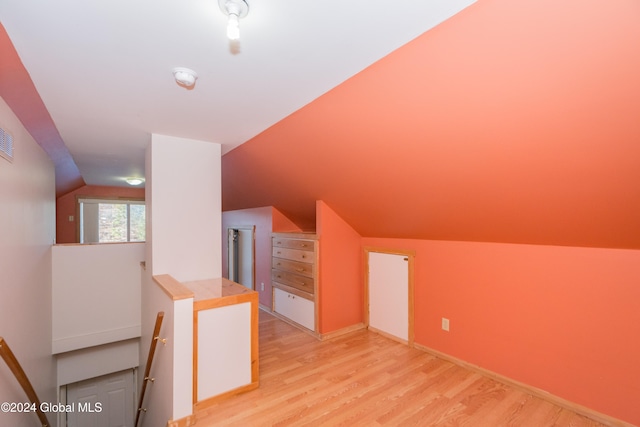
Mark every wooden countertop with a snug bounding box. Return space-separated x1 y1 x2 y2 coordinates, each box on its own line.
153 275 255 303
184 277 255 302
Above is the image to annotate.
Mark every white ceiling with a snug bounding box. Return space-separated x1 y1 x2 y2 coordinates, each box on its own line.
1 0 476 187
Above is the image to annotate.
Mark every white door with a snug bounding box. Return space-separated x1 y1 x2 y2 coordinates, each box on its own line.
66 369 135 427
368 251 409 342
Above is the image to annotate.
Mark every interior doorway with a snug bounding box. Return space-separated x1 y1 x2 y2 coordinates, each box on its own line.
227 226 256 290
365 248 415 346
64 369 135 427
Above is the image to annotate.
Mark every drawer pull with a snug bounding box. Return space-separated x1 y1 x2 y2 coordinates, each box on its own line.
297 268 305 272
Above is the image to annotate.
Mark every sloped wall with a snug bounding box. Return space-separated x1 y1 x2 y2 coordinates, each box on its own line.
222 0 640 250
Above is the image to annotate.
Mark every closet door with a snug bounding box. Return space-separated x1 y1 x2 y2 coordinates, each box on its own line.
66 369 134 427
367 251 409 342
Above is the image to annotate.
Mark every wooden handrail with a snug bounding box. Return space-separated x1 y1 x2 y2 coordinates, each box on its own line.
0 337 51 427
135 311 165 427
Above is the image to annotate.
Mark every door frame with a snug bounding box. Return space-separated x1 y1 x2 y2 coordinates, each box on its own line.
226 225 256 290
363 246 416 347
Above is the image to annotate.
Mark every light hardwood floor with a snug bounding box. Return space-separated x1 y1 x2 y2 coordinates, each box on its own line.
194 311 607 426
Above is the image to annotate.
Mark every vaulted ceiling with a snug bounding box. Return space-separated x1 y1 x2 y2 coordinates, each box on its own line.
1 0 475 192
222 0 640 249
2 0 639 249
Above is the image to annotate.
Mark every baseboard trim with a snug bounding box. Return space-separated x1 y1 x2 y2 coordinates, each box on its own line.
167 414 197 427
258 303 271 313
264 309 322 340
413 343 635 427
194 381 259 412
320 323 366 341
367 326 409 345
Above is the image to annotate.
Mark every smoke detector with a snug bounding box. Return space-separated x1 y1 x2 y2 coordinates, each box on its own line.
172 67 198 88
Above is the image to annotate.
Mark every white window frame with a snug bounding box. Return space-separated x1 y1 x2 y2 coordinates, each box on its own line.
78 198 145 244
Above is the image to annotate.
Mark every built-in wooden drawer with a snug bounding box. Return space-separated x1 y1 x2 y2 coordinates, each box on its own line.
272 270 314 294
272 237 314 251
272 233 318 333
272 258 315 278
272 247 314 263
273 287 314 331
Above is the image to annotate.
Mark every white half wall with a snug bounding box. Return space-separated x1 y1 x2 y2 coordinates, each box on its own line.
139 271 194 426
52 242 145 353
197 302 252 400
139 272 175 427
172 298 193 420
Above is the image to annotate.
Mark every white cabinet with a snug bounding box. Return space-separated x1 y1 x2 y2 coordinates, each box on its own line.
273 288 315 331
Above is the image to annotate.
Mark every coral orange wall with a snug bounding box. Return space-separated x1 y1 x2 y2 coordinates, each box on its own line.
316 201 363 334
273 208 307 234
362 236 640 425
221 0 640 250
222 207 301 308
56 185 145 243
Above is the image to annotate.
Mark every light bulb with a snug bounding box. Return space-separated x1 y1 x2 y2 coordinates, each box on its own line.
227 13 240 40
125 178 144 186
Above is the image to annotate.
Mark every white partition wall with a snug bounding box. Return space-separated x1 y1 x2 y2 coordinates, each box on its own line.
146 134 222 282
141 134 222 425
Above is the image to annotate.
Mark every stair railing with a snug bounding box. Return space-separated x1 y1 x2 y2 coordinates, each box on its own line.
135 311 165 427
0 337 51 427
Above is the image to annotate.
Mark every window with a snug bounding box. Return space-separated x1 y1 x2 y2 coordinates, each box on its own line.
79 198 145 243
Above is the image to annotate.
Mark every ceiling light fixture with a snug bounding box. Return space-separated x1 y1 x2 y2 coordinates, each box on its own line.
172 67 198 88
219 0 249 41
125 178 145 186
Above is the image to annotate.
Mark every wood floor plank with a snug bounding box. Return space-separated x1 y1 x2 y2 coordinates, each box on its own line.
193 311 610 426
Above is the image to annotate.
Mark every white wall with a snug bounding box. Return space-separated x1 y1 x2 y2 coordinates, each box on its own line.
56 339 139 387
51 242 144 353
0 96 57 427
138 272 176 427
147 134 222 282
141 134 221 425
139 272 194 426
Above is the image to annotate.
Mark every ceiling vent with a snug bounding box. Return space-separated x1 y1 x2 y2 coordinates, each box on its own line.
0 126 14 162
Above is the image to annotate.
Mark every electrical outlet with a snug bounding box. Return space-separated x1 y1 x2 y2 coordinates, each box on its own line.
261 282 264 291
441 317 450 332
68 215 74 222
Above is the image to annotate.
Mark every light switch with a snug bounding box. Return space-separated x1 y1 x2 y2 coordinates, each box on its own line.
442 317 450 332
